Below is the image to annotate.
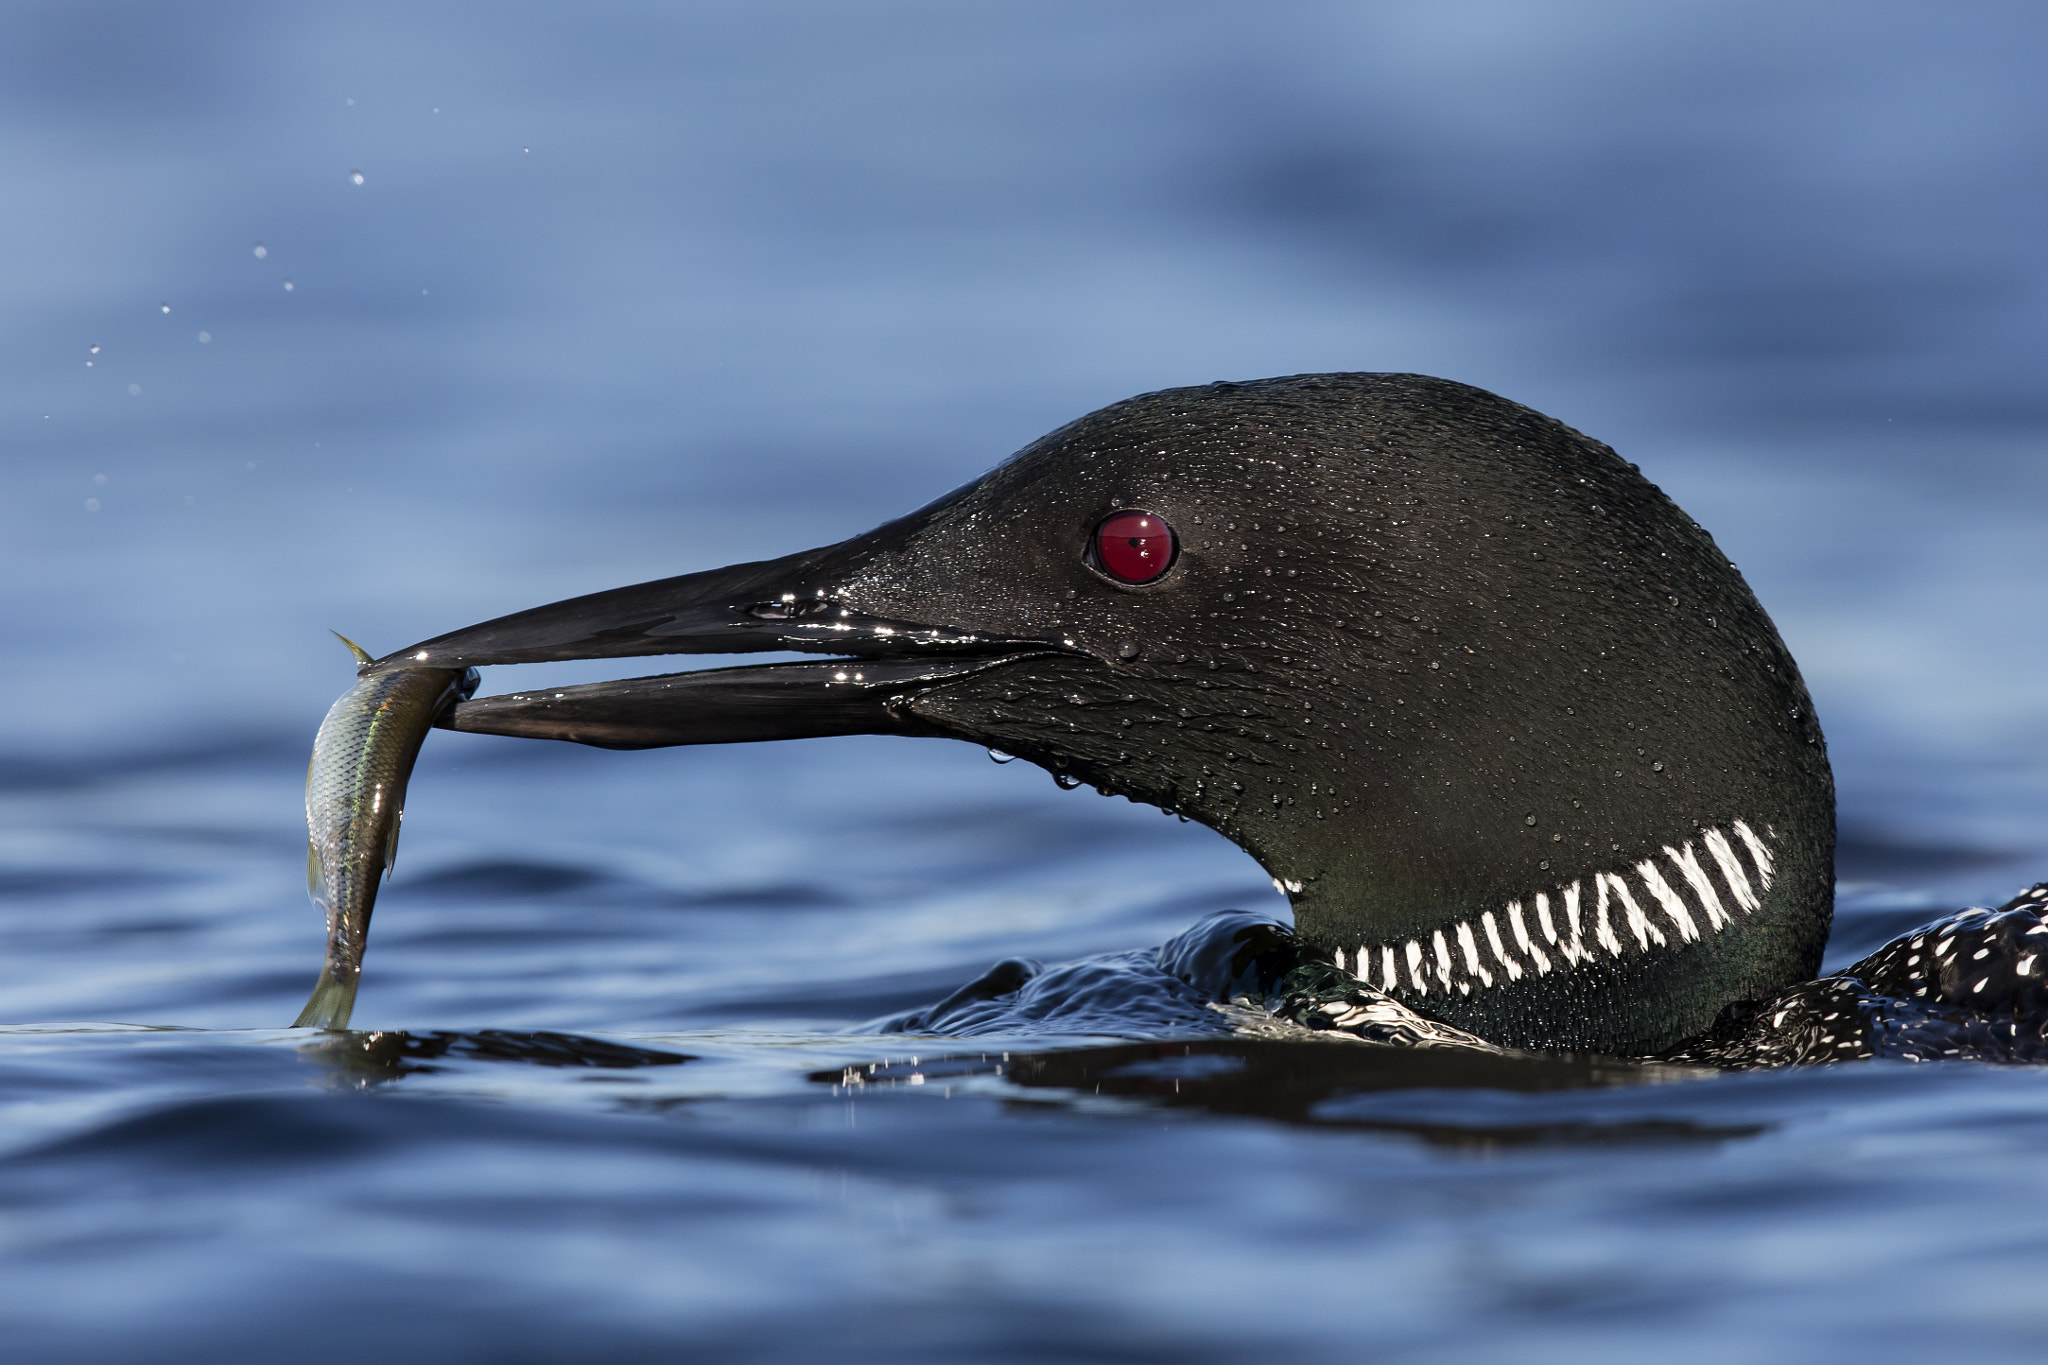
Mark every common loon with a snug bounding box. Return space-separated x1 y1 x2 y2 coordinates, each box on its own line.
371 374 2042 1060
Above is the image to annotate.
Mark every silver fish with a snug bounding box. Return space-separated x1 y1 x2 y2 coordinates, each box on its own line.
294 634 477 1029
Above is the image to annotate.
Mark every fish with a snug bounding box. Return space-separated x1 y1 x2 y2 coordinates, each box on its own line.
294 633 477 1029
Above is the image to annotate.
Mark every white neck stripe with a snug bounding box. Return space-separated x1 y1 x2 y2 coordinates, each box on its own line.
1330 822 1780 999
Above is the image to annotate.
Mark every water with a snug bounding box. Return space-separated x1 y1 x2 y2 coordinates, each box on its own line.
4 2 2048 1359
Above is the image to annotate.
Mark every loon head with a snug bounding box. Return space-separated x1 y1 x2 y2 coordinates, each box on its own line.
394 373 1834 1054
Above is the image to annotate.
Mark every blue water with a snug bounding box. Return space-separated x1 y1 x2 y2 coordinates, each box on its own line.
5 3 2048 1359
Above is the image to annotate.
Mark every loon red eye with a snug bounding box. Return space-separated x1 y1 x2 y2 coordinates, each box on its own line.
1093 510 1176 585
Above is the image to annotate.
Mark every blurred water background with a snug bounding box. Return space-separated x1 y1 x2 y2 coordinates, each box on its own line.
3 3 2047 1361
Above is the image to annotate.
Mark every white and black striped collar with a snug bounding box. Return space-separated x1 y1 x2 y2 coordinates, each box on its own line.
1334 821 1779 998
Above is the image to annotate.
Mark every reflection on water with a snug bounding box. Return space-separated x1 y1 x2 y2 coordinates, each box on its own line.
819 1038 1748 1148
302 1028 699 1087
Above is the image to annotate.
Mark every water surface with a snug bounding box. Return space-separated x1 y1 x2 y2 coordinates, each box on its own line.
3 4 2047 1360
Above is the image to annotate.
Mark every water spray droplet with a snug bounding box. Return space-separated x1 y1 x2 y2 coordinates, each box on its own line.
349 169 365 186
253 244 268 259
160 302 171 315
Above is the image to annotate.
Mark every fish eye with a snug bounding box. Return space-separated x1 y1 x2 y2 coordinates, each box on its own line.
1091 510 1177 585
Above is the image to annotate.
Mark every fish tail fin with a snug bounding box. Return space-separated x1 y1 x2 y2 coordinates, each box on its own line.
331 631 376 673
292 970 360 1030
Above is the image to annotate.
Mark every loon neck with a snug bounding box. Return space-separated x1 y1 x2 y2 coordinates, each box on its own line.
1280 810 1830 1054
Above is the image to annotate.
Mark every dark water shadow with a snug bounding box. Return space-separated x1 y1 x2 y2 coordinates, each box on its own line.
298 1029 697 1087
812 1038 1758 1150
0 731 304 792
1835 826 2025 883
399 858 850 911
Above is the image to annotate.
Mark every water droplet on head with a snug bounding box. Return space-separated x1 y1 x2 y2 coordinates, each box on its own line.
1052 772 1082 790
1524 814 1537 826
1116 641 1140 661
986 749 1015 764
1652 761 1665 772
349 169 365 185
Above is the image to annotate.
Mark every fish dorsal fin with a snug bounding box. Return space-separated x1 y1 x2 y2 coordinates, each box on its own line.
331 631 376 673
